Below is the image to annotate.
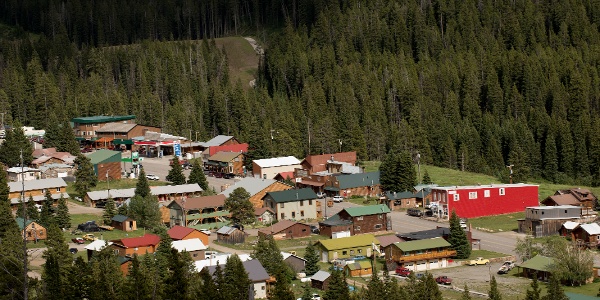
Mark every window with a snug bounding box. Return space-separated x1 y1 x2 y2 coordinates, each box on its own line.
358 249 362 253
342 251 347 255
281 213 285 219
453 194 460 201
379 214 383 219
280 203 285 208
291 212 296 218
484 190 490 197
300 201 304 206
434 193 437 201
355 226 361 231
300 211 305 217
263 174 267 179
403 251 410 256
261 286 265 290
499 188 505 195
302 228 307 232
374 224 382 229
56 187 61 192
309 200 312 205
357 216 363 221
350 250 355 254
469 192 477 199
193 253 198 257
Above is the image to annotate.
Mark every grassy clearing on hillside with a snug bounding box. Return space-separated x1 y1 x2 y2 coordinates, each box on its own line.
214 37 259 88
469 212 525 232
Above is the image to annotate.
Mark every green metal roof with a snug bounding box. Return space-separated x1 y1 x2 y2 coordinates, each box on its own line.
88 149 122 164
266 188 318 203
343 204 390 217
335 172 380 189
518 255 555 272
111 215 130 223
566 292 600 300
15 217 33 230
394 237 451 252
113 139 133 145
346 260 372 270
71 115 135 124
385 191 414 200
317 234 379 251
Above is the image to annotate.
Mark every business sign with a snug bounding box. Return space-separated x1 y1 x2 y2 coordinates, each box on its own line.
174 142 182 157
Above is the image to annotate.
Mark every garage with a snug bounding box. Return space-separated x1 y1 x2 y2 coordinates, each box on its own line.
429 259 439 269
415 260 427 271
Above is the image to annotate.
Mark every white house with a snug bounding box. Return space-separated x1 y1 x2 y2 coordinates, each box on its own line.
263 188 319 221
7 167 42 182
204 258 270 299
252 156 301 179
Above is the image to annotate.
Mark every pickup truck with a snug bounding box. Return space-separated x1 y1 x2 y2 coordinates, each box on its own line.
497 261 516 274
395 267 411 277
467 257 490 266
435 276 452 285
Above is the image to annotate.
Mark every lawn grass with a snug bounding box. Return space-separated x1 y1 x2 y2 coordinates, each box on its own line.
66 213 146 241
468 212 525 232
461 249 510 261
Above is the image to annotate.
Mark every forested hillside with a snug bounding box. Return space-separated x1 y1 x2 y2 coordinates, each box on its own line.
1 0 600 186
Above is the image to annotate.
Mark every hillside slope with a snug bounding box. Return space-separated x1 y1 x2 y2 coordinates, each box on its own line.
214 37 259 89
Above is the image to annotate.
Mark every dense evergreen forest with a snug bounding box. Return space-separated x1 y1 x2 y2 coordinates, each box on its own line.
1 0 600 186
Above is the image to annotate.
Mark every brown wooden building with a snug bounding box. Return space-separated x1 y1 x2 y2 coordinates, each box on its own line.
258 220 311 240
16 218 46 242
8 178 68 211
300 152 357 174
87 149 122 180
95 122 161 149
168 195 229 229
205 151 245 175
111 215 137 232
311 271 331 290
572 223 600 248
71 115 136 142
384 237 456 271
345 260 372 277
517 206 583 237
110 234 161 257
168 225 209 246
220 177 293 208
323 172 381 198
216 226 248 244
319 204 391 238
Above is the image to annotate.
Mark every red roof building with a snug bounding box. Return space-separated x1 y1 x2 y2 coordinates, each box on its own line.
168 225 209 245
274 171 295 182
110 233 161 257
208 143 249 156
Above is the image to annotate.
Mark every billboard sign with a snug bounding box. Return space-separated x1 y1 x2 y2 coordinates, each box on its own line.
174 142 182 157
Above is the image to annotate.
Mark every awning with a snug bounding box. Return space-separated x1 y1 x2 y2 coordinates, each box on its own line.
75 137 86 141
324 186 340 192
113 139 133 145
299 180 325 187
95 137 114 143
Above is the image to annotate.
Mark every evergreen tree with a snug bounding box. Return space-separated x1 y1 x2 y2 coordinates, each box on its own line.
252 234 293 280
16 198 26 222
39 189 55 227
448 210 471 259
422 169 433 184
128 194 161 229
525 274 541 300
224 187 255 225
0 125 33 166
301 283 313 300
197 267 220 300
135 168 151 198
0 167 25 298
64 257 92 299
223 254 252 300
103 197 116 225
43 112 61 149
187 159 209 191
461 284 472 300
74 155 98 197
117 203 129 216
416 273 443 300
88 248 125 300
379 150 416 192
365 271 386 299
163 248 193 300
55 194 70 229
488 276 502 300
59 120 81 155
26 195 39 222
323 269 350 300
124 255 153 300
166 156 186 185
41 223 72 300
304 243 319 276
543 131 559 183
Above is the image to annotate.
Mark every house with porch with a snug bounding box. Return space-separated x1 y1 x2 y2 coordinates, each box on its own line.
571 223 600 248
518 255 555 281
300 152 358 174
384 237 456 271
16 217 46 242
205 151 245 175
220 177 293 208
263 188 319 221
323 172 381 198
315 234 380 262
318 204 391 238
167 194 230 230
8 178 68 211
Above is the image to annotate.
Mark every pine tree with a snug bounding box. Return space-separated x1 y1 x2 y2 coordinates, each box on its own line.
43 112 61 149
124 255 153 300
416 273 443 300
26 195 39 222
323 269 350 300
301 283 313 300
59 120 81 155
39 189 55 227
223 254 252 300
196 267 219 300
0 167 25 298
129 194 161 229
55 194 70 229
103 197 116 225
461 284 472 300
135 168 151 198
379 150 416 192
422 169 433 184
525 274 541 300
543 131 559 183
488 276 502 300
16 199 26 222
117 203 129 216
89 248 125 300
74 155 98 197
163 248 193 300
187 159 209 190
167 156 186 185
64 257 92 299
543 275 568 300
0 125 33 166
42 223 72 299
252 234 293 280
224 187 255 225
365 271 386 299
448 210 471 259
304 243 319 275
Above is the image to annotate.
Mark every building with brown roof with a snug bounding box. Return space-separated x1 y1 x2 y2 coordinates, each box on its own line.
205 151 245 175
258 220 311 240
301 152 357 174
168 225 209 245
110 234 161 257
542 194 582 206
254 207 275 224
95 122 162 150
167 194 230 230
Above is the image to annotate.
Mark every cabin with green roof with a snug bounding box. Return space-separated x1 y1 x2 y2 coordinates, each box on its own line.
71 115 136 142
323 171 381 198
15 217 47 242
86 149 122 180
319 204 391 238
263 188 318 221
518 254 555 281
314 234 380 262
386 237 456 271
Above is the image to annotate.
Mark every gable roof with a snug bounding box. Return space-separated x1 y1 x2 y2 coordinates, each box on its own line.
543 194 580 206
397 227 450 241
15 217 35 230
253 156 301 168
577 223 600 235
111 214 131 223
96 122 137 133
345 260 372 271
171 238 207 252
208 151 244 162
87 149 121 164
170 194 226 210
562 221 580 230
334 172 380 189
254 207 275 216
274 171 295 180
258 220 309 235
220 177 277 198
85 240 111 251
519 255 555 272
265 188 318 203
33 148 57 158
303 152 357 173
208 143 249 156
115 234 160 248
317 234 379 251
376 235 404 248
168 225 198 240
201 135 235 147
217 226 238 235
206 259 270 283
281 252 307 262
341 204 390 217
8 178 67 193
311 270 331 282
320 214 354 226
393 237 451 252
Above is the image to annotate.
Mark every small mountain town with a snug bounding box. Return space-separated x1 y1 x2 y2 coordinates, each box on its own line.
3 1 600 299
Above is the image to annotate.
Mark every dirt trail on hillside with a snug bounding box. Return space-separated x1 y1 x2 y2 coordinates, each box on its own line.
244 37 263 88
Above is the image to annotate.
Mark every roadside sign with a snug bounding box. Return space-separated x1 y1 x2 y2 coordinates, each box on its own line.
174 142 182 157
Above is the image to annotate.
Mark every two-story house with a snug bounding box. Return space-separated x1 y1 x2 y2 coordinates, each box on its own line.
319 204 391 238
8 178 68 210
384 237 456 271
323 172 381 198
167 195 230 230
315 234 380 262
95 122 162 150
263 188 318 221
252 156 301 179
205 151 245 175
71 115 136 142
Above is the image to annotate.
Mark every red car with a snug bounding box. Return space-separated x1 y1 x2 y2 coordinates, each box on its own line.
214 172 224 178
71 237 85 244
435 276 452 285
395 267 411 277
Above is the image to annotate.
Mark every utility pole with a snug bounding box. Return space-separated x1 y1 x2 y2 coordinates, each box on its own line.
506 165 514 184
338 139 342 153
416 152 421 184
106 169 110 199
20 150 28 300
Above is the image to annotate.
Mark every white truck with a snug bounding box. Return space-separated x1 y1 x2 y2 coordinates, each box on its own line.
497 261 515 274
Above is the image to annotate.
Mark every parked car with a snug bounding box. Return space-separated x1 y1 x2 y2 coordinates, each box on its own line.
460 219 468 229
468 257 490 266
395 267 411 277
146 174 160 181
223 173 235 179
332 195 344 203
316 192 325 199
71 237 85 244
435 276 452 285
497 261 516 274
310 225 320 234
77 221 100 232
407 208 424 217
82 234 97 241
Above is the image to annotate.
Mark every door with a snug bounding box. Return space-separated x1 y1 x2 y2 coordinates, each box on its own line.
332 251 338 260
366 248 372 257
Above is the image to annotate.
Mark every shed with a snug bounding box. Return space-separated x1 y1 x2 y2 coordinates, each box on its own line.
216 226 247 244
572 223 600 248
86 149 122 180
257 220 311 239
111 215 137 232
344 260 372 277
282 252 307 273
560 221 580 237
311 270 331 290
518 255 555 281
254 207 275 224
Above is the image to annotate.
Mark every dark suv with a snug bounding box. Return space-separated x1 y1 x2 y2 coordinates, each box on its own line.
407 208 423 217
